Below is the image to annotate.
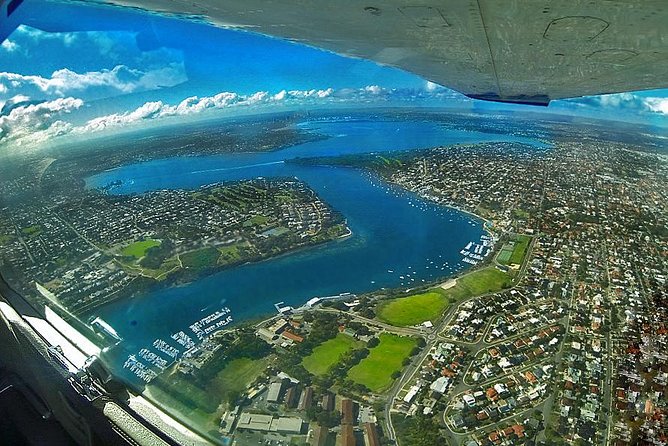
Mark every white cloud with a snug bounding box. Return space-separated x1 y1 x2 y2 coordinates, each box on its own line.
295 88 334 99
270 89 334 102
1 39 19 53
13 25 79 46
0 97 83 145
244 91 267 104
563 91 668 115
9 94 30 103
645 97 668 115
0 63 186 100
272 90 287 101
364 85 383 95
82 100 166 132
2 26 187 103
598 92 635 108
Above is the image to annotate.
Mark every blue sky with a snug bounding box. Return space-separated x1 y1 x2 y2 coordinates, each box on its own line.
0 0 666 148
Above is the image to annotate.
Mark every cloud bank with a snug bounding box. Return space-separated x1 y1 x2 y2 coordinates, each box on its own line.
0 97 82 146
75 85 465 134
0 63 186 101
561 92 668 116
0 85 463 148
0 25 188 106
2 84 666 150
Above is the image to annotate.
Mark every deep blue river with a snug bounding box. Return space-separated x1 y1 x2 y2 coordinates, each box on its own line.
85 117 545 380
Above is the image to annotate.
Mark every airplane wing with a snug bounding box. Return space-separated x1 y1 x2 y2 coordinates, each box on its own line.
74 0 668 105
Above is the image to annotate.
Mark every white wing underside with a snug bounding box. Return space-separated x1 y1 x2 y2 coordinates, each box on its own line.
41 1 668 104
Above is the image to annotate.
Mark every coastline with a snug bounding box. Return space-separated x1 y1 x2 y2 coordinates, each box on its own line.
88 174 493 339
86 224 354 317
338 225 353 239
200 193 492 336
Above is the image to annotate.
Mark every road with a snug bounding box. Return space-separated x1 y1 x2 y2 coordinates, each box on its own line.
384 232 540 445
319 308 425 337
383 296 460 442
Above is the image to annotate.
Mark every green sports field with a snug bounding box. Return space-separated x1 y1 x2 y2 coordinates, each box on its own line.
121 239 161 258
347 333 416 392
377 291 449 326
497 234 531 266
508 234 531 264
442 267 511 301
302 333 361 376
497 244 514 264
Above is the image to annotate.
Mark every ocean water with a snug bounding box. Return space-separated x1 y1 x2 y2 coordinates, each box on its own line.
85 117 544 381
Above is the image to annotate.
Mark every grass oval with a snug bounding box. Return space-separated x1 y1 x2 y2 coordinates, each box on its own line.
377 291 448 327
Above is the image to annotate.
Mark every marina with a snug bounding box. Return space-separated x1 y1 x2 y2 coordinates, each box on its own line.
458 234 496 265
120 306 234 383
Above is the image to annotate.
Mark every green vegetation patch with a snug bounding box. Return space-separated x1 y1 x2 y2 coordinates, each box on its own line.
22 225 42 236
210 357 268 405
497 234 531 266
302 333 361 376
121 239 161 258
181 247 220 269
118 256 180 280
378 155 403 168
443 267 512 301
155 331 273 421
243 215 270 227
0 234 14 244
496 244 514 264
347 333 416 392
509 234 531 265
147 357 266 433
145 257 181 280
393 413 446 446
377 291 449 327
217 242 248 265
512 208 530 219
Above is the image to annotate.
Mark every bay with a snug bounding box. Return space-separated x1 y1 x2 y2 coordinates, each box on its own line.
85 116 544 373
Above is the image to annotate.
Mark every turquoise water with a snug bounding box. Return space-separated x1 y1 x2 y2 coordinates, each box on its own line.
86 117 544 380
